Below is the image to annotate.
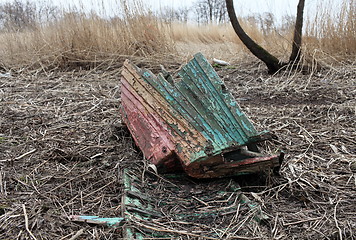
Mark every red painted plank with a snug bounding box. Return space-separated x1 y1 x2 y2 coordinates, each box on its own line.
121 78 179 171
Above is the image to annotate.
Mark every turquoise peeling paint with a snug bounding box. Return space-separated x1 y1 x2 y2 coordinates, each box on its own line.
76 216 124 227
183 61 247 143
144 69 229 150
178 68 235 141
193 53 257 136
176 73 231 146
136 69 192 141
156 75 219 142
139 53 264 163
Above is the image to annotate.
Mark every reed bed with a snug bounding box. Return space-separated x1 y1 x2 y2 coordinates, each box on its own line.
0 0 354 70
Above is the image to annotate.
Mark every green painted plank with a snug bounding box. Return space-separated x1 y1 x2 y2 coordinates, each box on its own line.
142 69 231 151
193 53 260 139
137 53 266 159
125 65 206 158
138 69 208 161
144 71 211 141
139 68 229 159
174 75 230 149
189 58 246 131
155 73 219 145
187 57 250 143
124 53 268 167
178 64 246 147
177 67 236 146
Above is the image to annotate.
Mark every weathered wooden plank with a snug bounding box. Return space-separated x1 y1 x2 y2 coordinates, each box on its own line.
122 64 207 165
120 53 282 178
70 215 124 227
180 61 243 144
123 62 206 150
175 73 232 148
193 53 259 138
125 63 212 163
121 80 176 168
122 169 145 240
189 54 254 141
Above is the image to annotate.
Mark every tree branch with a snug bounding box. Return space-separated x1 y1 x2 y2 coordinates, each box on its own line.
225 0 285 73
290 0 305 63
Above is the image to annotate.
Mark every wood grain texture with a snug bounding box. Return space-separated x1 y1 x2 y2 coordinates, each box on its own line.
121 53 281 178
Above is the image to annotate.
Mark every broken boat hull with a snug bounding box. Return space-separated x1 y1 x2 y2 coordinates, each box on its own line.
120 53 282 178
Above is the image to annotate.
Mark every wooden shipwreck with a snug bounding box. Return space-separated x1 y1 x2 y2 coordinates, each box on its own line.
120 53 283 178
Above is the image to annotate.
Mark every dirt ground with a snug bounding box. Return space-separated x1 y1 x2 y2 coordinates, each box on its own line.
0 58 355 239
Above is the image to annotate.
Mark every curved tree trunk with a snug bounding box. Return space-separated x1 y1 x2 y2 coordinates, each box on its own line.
226 0 306 74
290 0 305 63
225 0 285 73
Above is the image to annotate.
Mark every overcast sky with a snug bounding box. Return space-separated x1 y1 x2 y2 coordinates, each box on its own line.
0 0 346 20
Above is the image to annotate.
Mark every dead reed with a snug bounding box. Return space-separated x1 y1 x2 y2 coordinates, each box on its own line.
304 0 356 63
0 0 354 70
0 1 175 70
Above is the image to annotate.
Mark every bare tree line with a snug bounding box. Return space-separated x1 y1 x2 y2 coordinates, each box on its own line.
0 0 295 34
194 0 228 24
157 0 295 33
157 0 228 24
0 0 59 31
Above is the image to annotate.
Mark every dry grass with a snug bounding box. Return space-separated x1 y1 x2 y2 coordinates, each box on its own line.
170 21 266 44
0 59 354 239
0 2 175 70
171 0 355 64
304 0 356 63
171 23 250 63
0 0 354 70
171 21 293 61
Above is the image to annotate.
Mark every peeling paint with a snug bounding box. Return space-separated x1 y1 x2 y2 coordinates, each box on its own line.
120 53 282 178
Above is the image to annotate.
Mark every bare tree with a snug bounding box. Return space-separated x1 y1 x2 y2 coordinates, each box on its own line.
36 2 60 24
0 0 59 31
175 7 189 23
195 0 228 24
0 0 37 31
290 0 305 63
226 0 306 73
280 14 296 33
159 6 189 23
258 12 275 35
